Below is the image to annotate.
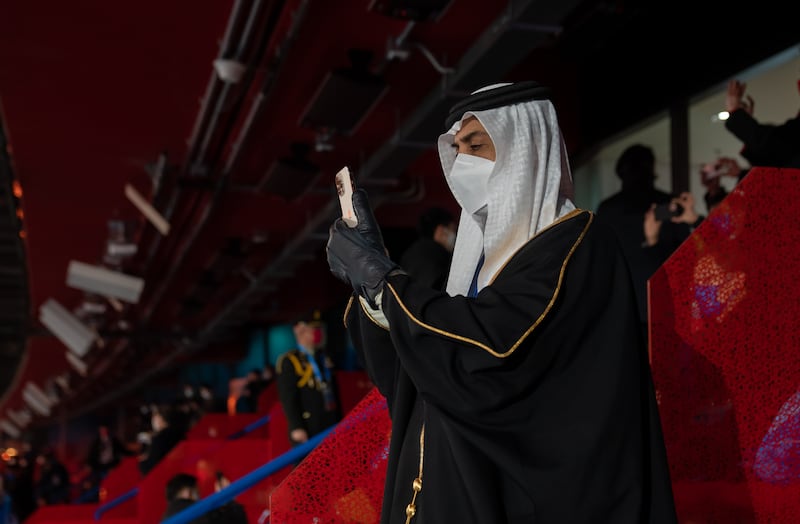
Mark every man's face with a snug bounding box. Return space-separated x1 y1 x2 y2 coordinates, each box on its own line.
293 321 316 348
151 413 166 432
176 486 199 501
452 117 496 161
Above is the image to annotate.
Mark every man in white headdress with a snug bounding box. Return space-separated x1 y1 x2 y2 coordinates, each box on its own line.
326 81 676 523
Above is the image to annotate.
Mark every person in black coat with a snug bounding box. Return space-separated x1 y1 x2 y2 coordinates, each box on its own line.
724 78 800 171
326 82 676 523
595 144 691 338
161 472 247 524
35 451 70 506
138 406 185 476
399 207 456 291
87 425 134 478
276 313 341 449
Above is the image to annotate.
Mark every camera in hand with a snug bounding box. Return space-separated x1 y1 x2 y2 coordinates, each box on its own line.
653 202 684 222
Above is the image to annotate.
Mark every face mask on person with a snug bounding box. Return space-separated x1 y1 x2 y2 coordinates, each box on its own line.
449 153 495 214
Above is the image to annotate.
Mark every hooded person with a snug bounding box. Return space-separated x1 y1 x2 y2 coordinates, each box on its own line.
326 81 677 523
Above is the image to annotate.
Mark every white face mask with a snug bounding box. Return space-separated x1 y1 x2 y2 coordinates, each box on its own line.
448 153 495 214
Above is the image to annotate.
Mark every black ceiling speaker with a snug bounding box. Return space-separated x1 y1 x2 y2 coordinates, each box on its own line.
259 142 320 201
299 49 387 136
368 0 453 21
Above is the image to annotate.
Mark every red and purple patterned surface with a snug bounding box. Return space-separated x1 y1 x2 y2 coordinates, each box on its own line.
650 167 800 522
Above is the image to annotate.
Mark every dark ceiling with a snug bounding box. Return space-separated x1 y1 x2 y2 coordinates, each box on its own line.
0 0 796 430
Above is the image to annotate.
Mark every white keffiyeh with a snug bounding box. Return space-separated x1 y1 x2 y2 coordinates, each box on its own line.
438 89 576 297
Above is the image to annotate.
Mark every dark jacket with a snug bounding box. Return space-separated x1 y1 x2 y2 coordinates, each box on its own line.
139 425 184 476
162 497 248 524
276 348 341 443
399 237 452 291
596 188 690 324
87 435 133 473
725 108 800 169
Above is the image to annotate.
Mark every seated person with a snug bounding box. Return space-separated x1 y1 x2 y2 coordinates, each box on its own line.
162 472 247 524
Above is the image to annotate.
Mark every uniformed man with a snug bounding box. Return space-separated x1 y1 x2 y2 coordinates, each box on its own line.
276 312 341 449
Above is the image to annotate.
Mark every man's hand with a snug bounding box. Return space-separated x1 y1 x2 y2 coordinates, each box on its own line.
671 192 699 225
327 220 399 308
726 79 754 115
643 204 662 247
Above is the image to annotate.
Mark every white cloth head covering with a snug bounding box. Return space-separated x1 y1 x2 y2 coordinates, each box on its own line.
438 84 576 296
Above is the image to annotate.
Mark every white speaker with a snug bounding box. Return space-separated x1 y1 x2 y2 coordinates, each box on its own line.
39 298 96 357
213 58 246 84
22 386 51 417
0 419 20 439
107 242 138 257
24 382 53 407
6 409 30 428
66 261 145 304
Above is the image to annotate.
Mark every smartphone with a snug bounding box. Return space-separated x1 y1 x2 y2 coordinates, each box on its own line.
335 166 358 227
653 202 684 222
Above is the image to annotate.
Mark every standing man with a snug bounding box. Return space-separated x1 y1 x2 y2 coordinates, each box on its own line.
162 472 247 524
595 144 691 340
276 312 341 449
326 81 676 523
399 207 456 291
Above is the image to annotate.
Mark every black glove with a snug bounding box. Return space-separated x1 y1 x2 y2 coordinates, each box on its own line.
327 219 399 308
351 188 386 254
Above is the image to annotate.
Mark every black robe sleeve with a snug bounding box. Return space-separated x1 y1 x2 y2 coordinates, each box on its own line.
725 108 800 167
345 295 401 412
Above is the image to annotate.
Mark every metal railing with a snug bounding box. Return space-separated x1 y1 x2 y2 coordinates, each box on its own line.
161 426 335 524
226 414 271 440
93 487 139 521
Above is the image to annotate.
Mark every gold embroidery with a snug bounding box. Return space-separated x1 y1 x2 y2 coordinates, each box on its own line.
385 212 593 358
404 424 424 524
343 295 355 328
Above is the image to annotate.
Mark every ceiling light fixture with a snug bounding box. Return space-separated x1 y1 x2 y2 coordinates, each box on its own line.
39 298 97 357
66 261 145 304
0 419 20 439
